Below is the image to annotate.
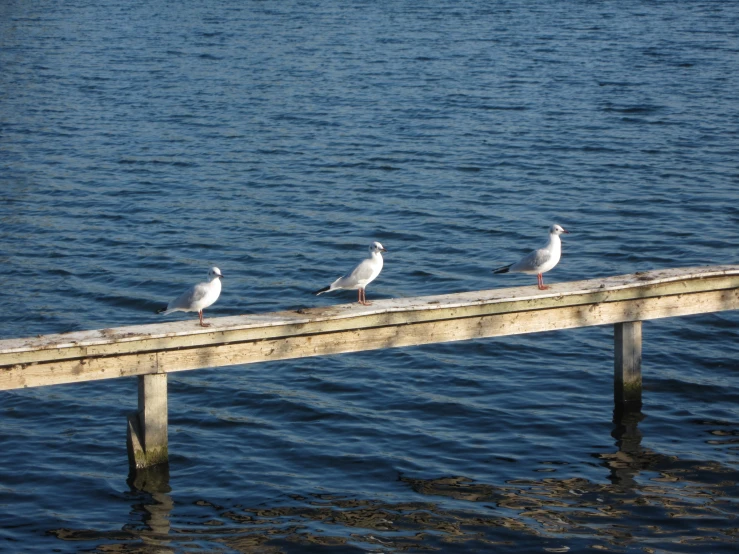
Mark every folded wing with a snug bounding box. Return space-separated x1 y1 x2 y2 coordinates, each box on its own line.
511 248 551 273
334 258 375 289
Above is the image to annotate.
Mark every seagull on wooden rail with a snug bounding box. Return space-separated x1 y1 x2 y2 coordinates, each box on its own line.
313 241 387 305
156 266 224 327
493 224 569 290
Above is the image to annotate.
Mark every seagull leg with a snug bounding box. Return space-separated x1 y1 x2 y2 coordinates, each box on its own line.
359 288 372 306
537 274 549 290
199 310 211 327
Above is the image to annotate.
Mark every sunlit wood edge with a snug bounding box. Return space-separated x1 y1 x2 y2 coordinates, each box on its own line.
1 284 736 390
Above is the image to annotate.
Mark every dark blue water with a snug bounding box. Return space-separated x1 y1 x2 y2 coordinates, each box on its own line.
1 0 738 552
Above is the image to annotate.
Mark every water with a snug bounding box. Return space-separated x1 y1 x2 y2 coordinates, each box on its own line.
1 0 738 551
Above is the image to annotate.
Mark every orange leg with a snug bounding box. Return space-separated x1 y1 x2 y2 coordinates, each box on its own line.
537 274 549 290
359 288 372 306
199 310 212 327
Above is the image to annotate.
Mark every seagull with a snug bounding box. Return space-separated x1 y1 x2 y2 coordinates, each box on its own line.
314 241 387 305
156 266 224 327
493 224 569 290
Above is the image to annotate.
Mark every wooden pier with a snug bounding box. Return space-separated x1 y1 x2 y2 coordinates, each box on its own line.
1 265 737 469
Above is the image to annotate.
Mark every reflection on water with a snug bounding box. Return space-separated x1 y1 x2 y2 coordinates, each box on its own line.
125 465 174 554
50 465 174 554
50 409 739 553
604 404 646 490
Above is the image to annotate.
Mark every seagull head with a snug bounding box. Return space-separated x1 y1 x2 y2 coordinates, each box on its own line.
550 224 569 236
369 241 388 254
208 267 225 280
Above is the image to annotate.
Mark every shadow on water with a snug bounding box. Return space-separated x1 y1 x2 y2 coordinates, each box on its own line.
47 408 739 553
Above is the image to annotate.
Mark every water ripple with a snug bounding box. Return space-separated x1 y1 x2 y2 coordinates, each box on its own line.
1 0 738 552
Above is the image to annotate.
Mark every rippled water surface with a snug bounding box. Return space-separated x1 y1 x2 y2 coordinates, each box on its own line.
1 0 738 552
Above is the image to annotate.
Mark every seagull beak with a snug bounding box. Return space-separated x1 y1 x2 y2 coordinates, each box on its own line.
382 247 388 252
218 273 225 279
563 229 570 234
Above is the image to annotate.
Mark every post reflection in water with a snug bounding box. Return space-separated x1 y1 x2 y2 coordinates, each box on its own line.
48 417 739 552
126 464 174 553
604 403 646 489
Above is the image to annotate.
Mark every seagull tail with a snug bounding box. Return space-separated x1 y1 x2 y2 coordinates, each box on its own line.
493 264 512 274
313 285 331 296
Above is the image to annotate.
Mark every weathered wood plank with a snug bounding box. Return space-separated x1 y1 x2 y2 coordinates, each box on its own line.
157 288 738 371
1 266 738 370
1 280 736 390
1 352 159 390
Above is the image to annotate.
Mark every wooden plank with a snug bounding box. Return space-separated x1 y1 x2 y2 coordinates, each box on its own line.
1 352 158 390
156 288 736 372
1 266 738 369
614 321 643 405
1 285 736 390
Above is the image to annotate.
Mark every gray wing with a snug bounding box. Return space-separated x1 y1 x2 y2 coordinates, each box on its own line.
168 282 209 311
510 247 551 273
334 258 374 288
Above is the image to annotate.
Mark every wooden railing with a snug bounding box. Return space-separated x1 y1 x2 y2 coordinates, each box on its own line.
2 265 737 469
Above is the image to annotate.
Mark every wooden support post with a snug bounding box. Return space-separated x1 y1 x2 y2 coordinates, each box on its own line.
127 373 168 469
614 321 642 406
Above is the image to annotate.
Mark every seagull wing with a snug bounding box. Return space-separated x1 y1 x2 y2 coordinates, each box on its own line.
511 247 551 273
334 258 375 289
531 247 552 268
168 282 209 311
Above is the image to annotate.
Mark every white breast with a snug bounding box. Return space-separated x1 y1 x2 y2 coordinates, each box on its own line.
195 279 222 311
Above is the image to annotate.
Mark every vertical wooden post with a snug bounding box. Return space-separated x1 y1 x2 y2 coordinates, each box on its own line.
614 321 642 406
127 373 168 469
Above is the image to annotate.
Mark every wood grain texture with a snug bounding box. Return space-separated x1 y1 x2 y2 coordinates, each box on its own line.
127 374 169 469
614 321 643 404
138 374 168 456
1 266 737 391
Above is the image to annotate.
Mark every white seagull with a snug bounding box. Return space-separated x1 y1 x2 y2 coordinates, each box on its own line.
156 266 224 327
493 224 569 290
314 241 387 305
